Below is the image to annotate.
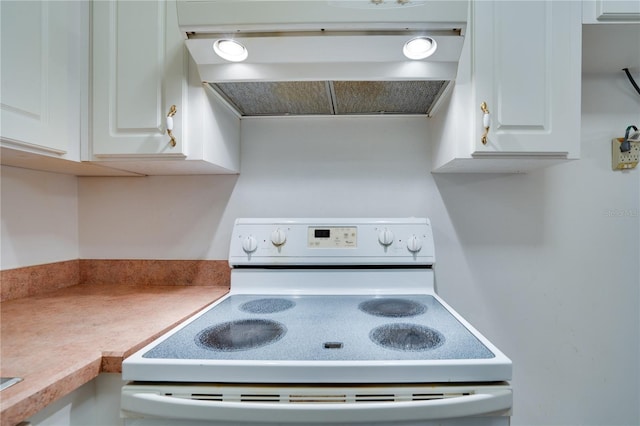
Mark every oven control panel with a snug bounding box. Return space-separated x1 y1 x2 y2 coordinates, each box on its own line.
229 218 435 266
307 226 357 249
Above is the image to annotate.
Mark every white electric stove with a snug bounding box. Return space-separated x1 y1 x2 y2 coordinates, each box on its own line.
122 218 512 426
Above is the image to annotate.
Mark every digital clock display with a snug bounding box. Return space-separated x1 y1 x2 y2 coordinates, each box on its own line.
308 227 357 248
314 229 330 238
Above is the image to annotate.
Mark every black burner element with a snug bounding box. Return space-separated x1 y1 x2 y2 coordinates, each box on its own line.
196 319 286 352
240 298 295 314
370 323 444 351
359 298 426 318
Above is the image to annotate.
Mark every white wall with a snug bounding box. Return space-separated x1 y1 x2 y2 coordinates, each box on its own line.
79 116 437 259
0 165 79 269
78 173 238 260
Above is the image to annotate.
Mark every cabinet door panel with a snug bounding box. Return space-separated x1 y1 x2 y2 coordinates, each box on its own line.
473 0 581 157
115 2 164 131
495 2 546 129
1 2 42 117
92 0 185 158
0 1 79 156
596 0 640 21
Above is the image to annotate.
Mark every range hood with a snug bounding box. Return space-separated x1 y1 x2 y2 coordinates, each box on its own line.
177 0 468 117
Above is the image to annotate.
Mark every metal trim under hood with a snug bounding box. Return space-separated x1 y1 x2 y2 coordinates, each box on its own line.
177 1 468 117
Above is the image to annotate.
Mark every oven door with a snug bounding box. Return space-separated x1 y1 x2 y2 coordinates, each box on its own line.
121 382 511 426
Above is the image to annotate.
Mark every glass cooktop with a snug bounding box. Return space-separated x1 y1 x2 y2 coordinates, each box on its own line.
143 295 495 361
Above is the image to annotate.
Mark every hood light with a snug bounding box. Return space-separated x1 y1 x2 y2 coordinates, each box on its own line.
403 37 437 60
213 39 248 62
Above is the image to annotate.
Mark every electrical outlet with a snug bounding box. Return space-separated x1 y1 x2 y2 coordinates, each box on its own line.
612 138 640 170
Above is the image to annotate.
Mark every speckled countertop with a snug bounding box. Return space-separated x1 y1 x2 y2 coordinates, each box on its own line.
0 283 228 426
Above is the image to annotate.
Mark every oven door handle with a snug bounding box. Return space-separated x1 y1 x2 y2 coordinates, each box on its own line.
121 389 512 423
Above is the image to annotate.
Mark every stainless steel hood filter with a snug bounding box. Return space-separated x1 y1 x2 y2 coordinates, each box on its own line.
209 80 449 116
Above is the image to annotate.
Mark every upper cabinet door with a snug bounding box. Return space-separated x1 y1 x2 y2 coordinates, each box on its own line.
0 1 82 159
92 0 186 158
472 0 582 158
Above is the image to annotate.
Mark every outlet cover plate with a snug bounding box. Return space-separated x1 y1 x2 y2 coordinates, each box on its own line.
612 138 639 170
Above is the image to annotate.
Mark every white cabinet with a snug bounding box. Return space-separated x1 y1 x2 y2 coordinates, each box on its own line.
583 0 640 23
0 2 143 176
432 1 582 173
472 1 582 158
26 374 125 426
91 0 240 175
91 0 185 159
0 1 83 160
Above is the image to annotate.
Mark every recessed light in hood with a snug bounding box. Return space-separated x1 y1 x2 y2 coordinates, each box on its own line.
213 39 248 62
403 37 437 60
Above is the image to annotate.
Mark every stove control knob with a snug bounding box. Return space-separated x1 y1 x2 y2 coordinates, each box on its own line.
406 235 423 253
270 228 287 247
242 236 258 253
378 228 394 246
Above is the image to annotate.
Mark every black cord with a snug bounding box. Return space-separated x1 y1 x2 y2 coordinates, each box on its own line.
623 68 640 96
621 125 637 152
